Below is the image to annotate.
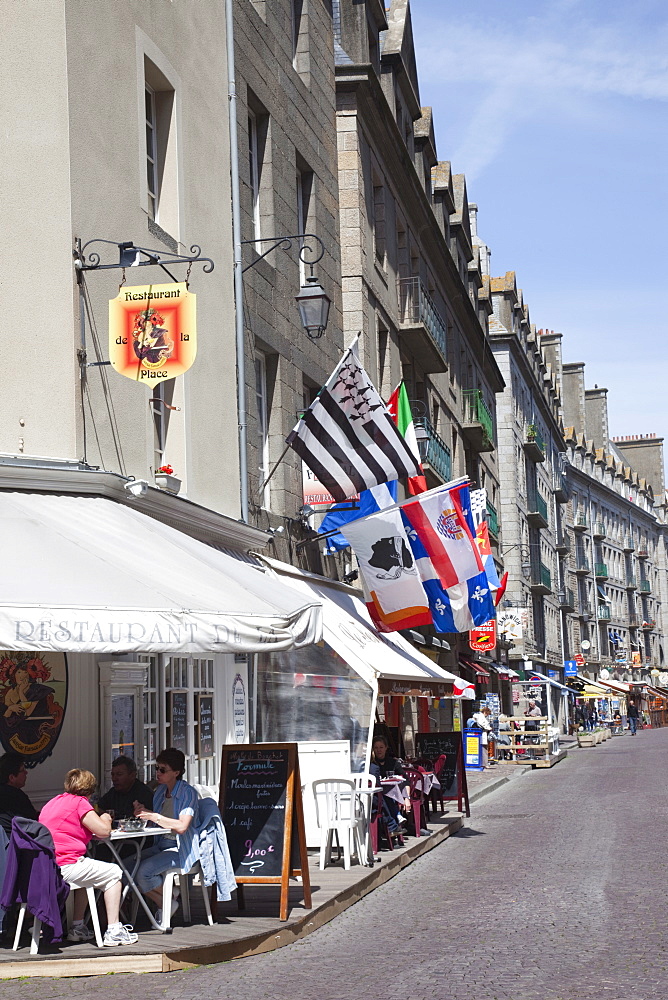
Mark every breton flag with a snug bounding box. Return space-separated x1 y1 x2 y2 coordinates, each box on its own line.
286 343 421 503
387 383 428 495
402 483 497 632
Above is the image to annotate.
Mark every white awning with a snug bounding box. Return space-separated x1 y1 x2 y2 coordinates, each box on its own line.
260 558 468 697
0 493 321 653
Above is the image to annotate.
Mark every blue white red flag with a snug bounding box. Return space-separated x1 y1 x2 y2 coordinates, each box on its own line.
319 482 398 553
401 484 496 632
474 521 501 592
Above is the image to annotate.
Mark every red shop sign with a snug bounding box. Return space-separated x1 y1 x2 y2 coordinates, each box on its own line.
469 620 497 652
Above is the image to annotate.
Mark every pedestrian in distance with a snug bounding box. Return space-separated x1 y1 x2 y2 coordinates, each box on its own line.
627 701 639 735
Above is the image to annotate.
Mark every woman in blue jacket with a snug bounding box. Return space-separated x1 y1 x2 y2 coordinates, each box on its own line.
134 748 200 926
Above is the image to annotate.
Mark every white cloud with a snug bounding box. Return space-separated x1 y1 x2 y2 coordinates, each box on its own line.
415 9 668 179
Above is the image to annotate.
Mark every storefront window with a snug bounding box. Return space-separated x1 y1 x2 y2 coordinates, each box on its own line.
256 641 373 771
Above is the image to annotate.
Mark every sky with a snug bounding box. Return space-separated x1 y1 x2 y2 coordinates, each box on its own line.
410 0 668 443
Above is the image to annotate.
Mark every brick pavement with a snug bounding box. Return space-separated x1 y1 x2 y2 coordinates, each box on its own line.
1 730 666 999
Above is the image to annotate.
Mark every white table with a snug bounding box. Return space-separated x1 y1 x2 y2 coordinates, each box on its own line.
99 826 166 932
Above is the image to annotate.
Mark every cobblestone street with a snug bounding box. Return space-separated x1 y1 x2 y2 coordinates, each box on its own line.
2 730 666 999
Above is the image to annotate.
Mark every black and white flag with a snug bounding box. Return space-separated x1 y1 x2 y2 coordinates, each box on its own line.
286 343 421 502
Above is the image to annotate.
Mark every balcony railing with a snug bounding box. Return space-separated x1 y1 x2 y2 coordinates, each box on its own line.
597 605 611 621
640 579 651 593
559 587 575 611
642 619 655 631
637 542 649 558
524 424 545 462
531 562 552 593
553 469 568 502
575 558 591 575
578 602 593 619
595 563 608 579
462 389 495 451
626 576 637 590
485 500 499 539
556 531 571 553
574 511 588 530
527 490 548 528
623 536 635 552
414 417 452 483
397 277 448 369
593 521 606 539
628 615 640 627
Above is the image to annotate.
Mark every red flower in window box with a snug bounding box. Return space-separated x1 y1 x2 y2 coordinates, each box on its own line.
157 465 174 475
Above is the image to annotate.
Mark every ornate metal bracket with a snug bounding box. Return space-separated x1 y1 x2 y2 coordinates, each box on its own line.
241 233 324 274
73 238 214 283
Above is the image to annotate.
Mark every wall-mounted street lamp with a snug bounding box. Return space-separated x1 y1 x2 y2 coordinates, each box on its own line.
295 275 331 340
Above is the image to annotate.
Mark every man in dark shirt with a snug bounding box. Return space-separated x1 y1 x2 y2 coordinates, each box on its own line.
98 756 154 818
627 701 639 735
0 753 38 836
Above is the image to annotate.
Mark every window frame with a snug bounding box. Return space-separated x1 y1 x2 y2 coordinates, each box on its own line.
248 110 262 241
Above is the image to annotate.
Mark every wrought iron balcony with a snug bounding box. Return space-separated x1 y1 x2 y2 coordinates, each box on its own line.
574 511 588 531
593 521 606 539
642 619 655 631
485 500 499 539
559 587 575 611
623 535 635 552
527 490 548 529
597 605 611 621
531 562 552 595
553 469 568 503
397 277 448 373
414 417 452 483
524 424 545 462
462 389 495 452
578 601 592 620
640 579 651 594
628 615 640 627
556 531 571 554
626 576 637 590
637 542 649 559
595 563 608 579
575 558 591 575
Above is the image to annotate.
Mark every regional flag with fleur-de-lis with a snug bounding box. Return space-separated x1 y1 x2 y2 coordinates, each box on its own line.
401 483 496 633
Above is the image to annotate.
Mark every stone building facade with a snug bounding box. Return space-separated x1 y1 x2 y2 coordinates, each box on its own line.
560 366 667 684
488 280 567 676
333 0 505 676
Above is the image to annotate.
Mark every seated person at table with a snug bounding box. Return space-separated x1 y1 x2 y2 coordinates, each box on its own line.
39 769 138 946
99 756 153 820
134 748 200 927
0 753 38 837
370 736 408 828
369 735 404 778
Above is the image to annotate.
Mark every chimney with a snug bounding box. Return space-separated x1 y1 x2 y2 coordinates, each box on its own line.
469 203 478 238
561 362 586 435
611 434 665 497
584 385 609 451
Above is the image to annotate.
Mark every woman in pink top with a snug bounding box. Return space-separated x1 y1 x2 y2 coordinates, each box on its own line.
39 769 138 947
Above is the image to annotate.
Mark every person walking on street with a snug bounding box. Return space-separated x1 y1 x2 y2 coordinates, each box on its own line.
627 701 639 735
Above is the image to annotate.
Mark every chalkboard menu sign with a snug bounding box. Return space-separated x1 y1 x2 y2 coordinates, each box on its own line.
219 743 311 921
196 694 214 758
416 731 470 816
169 691 188 753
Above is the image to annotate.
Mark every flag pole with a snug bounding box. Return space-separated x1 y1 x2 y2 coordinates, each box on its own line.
254 443 291 503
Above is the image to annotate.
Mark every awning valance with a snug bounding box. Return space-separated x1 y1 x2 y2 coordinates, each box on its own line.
260 559 467 697
0 492 321 653
459 657 490 680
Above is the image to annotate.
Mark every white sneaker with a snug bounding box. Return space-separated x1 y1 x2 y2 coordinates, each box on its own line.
67 924 95 943
154 898 179 928
103 924 138 947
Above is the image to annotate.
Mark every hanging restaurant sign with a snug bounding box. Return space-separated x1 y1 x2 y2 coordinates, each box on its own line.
469 619 496 652
0 652 68 767
109 282 196 384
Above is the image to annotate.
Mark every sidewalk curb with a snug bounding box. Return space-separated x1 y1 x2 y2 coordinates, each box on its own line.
0 764 535 979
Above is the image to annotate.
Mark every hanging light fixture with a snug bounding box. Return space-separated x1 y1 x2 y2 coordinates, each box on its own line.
295 275 331 340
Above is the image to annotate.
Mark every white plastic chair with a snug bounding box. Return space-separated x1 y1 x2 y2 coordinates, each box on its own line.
15 885 104 952
351 772 378 865
312 779 367 871
160 861 213 930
